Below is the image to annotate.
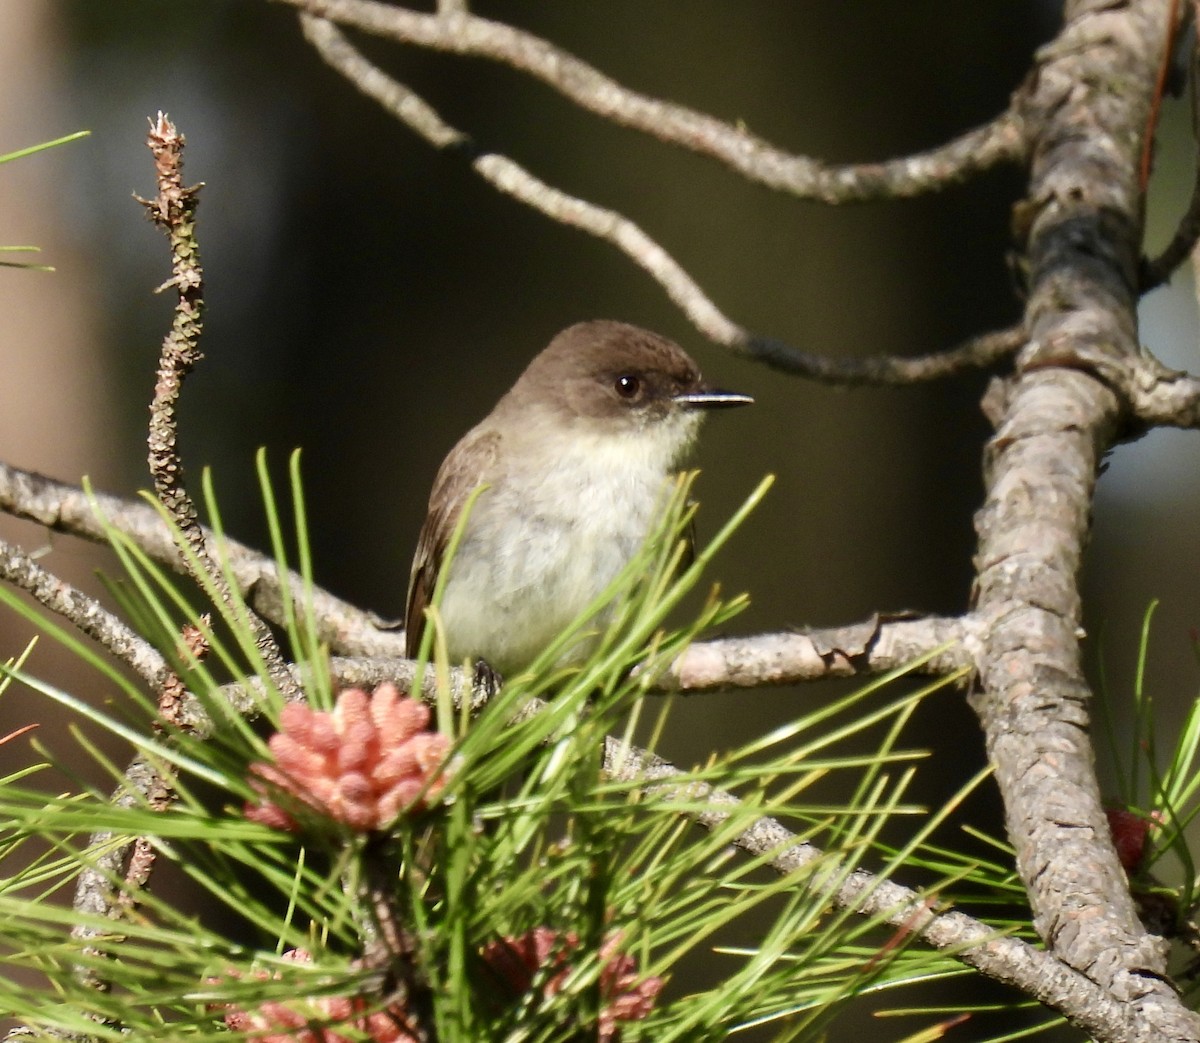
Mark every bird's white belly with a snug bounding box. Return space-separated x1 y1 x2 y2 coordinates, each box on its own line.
438 447 672 674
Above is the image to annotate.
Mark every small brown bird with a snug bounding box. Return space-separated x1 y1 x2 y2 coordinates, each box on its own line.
405 320 752 676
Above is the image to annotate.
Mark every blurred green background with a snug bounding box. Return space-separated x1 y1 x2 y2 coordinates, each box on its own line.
3 2 1200 1038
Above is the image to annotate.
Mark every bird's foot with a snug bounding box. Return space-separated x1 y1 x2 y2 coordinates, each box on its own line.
473 658 503 702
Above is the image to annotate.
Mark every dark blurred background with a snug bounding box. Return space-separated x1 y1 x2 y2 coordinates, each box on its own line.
3 1 1200 1038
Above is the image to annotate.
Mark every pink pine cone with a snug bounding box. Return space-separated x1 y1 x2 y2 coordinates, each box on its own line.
246 683 451 832
1106 805 1164 874
481 928 663 1041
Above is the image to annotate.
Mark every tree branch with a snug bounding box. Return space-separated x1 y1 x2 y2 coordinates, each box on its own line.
0 458 980 696
603 737 1137 1041
0 461 406 659
279 0 1027 201
139 114 300 704
1140 162 1200 289
72 645 1136 1042
661 614 973 691
1113 351 1200 429
970 3 1200 1039
299 14 1024 386
0 537 169 690
194 609 975 730
741 325 1026 385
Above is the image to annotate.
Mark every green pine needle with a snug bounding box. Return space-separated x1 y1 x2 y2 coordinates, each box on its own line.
0 458 1048 1040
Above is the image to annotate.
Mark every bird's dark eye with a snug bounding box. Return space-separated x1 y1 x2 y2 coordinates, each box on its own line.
615 374 641 399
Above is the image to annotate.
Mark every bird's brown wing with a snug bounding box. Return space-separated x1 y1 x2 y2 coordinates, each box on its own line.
405 427 501 657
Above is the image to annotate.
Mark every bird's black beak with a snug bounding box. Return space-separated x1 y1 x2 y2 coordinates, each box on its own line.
674 388 754 409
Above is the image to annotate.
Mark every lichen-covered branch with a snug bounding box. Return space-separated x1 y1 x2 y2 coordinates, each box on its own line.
969 3 1200 1039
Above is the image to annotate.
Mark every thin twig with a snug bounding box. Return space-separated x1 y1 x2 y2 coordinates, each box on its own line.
139 115 301 703
1141 170 1200 288
281 0 1027 201
113 627 210 919
198 607 974 727
154 620 209 731
69 757 172 994
141 115 206 551
324 610 974 703
66 610 207 995
1142 4 1200 290
1139 0 1183 192
299 15 1025 385
1114 351 1200 428
214 608 969 726
738 324 1025 384
0 536 169 689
